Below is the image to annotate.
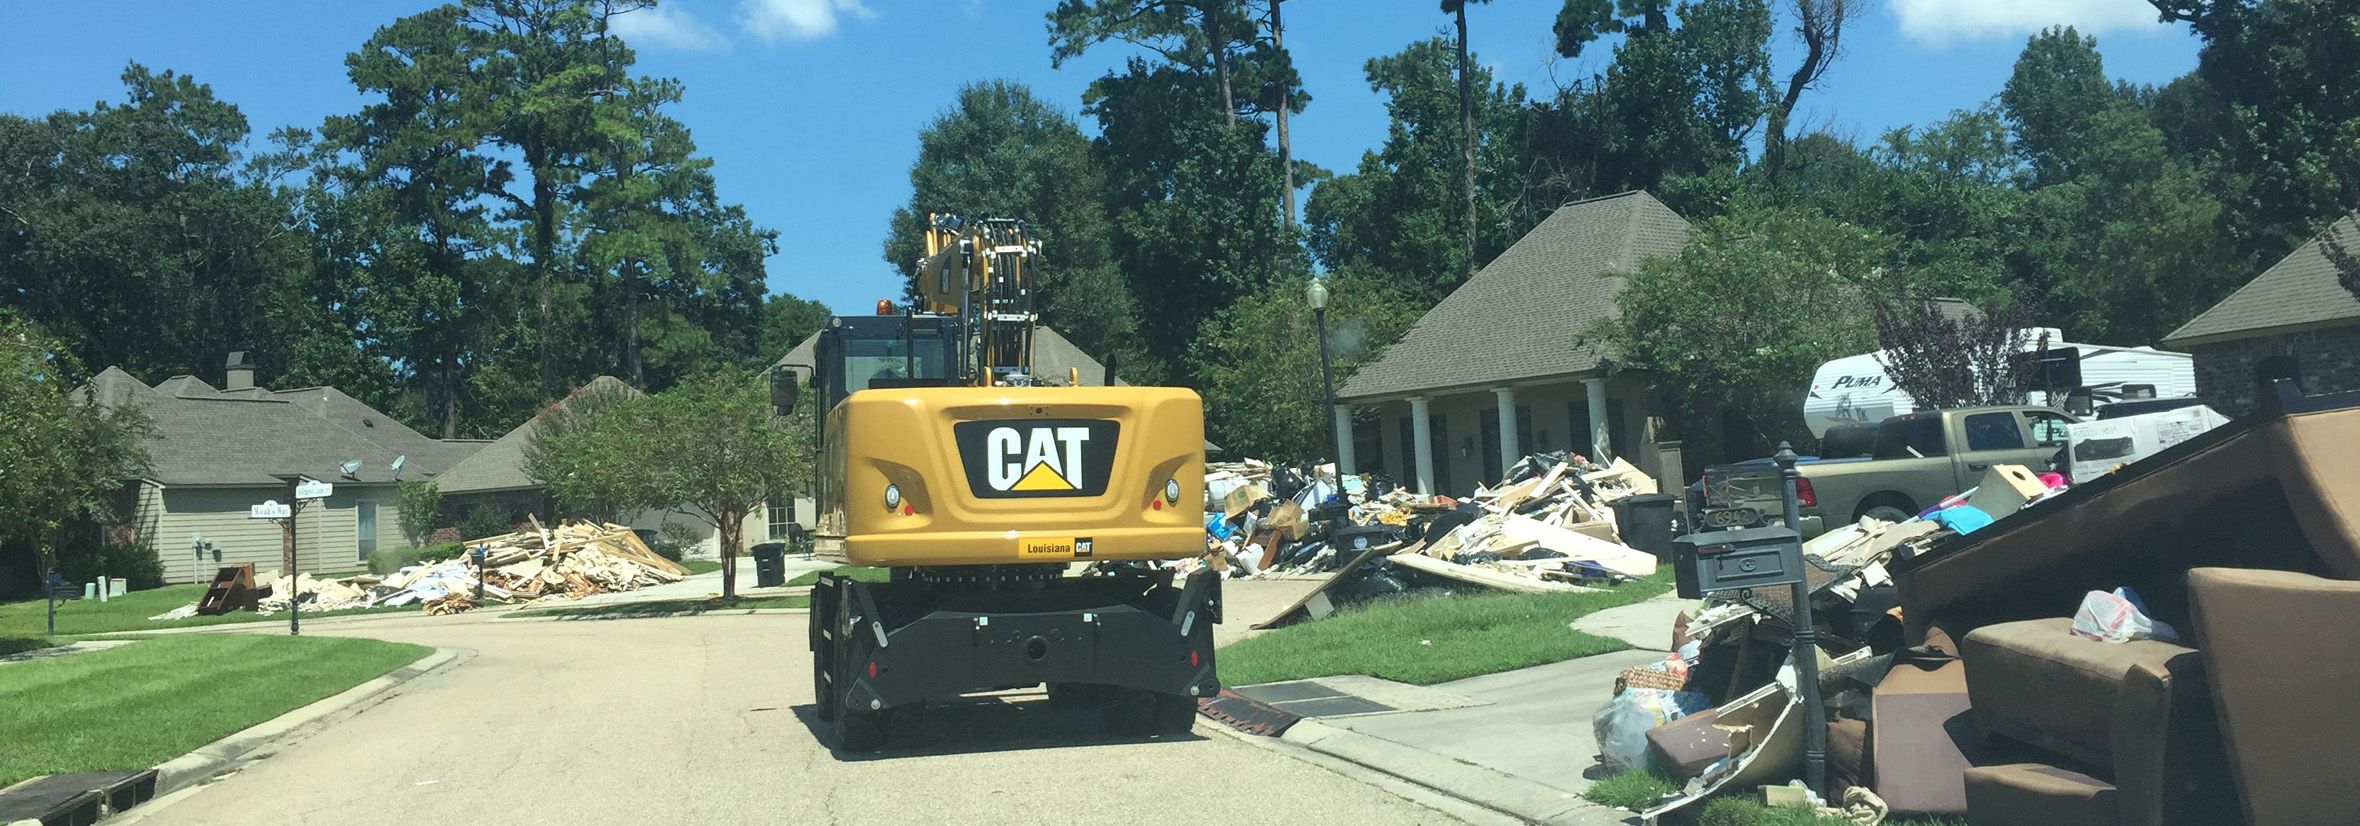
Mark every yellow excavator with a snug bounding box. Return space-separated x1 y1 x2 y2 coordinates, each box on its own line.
779 215 1215 750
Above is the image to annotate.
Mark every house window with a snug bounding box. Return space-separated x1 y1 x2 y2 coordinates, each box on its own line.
356 501 378 560
767 498 795 541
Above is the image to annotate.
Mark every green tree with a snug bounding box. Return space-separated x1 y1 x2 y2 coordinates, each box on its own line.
1304 39 1526 305
1197 271 1420 460
1594 208 1888 462
0 66 352 391
1999 28 2238 343
1088 62 1307 386
881 81 1139 366
397 480 443 547
2149 0 2360 266
1545 0 1775 204
759 293 833 362
524 378 659 524
1 313 155 598
639 373 808 599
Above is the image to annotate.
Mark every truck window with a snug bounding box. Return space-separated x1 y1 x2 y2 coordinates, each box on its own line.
1874 417 1947 459
1963 412 2026 451
2027 410 2075 446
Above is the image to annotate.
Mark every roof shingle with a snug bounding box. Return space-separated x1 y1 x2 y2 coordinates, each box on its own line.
2165 214 2360 346
1338 191 1692 401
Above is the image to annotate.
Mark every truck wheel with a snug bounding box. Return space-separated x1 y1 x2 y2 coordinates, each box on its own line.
833 706 886 751
812 654 838 722
1047 682 1105 709
1862 505 1913 524
1101 688 1156 736
1152 693 1199 737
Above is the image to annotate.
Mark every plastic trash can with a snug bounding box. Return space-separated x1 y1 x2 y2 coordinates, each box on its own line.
752 542 787 588
1611 493 1680 562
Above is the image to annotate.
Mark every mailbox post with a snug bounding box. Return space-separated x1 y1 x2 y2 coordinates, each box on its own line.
1673 448 1830 801
1774 443 1829 800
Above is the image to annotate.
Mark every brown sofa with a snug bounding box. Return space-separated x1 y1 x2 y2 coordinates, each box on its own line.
1957 618 2235 826
2189 567 2360 826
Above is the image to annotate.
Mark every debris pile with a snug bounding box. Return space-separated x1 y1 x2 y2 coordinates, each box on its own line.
1228 452 1670 628
149 520 691 620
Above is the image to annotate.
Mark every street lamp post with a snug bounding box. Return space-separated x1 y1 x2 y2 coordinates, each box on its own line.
1307 278 1343 476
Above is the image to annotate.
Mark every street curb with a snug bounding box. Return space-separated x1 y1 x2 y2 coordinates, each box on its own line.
1198 718 1525 826
150 646 470 797
497 607 808 621
1271 720 1639 826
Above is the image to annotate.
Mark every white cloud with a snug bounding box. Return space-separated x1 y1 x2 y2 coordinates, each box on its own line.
612 3 729 52
1891 0 2166 46
738 0 876 44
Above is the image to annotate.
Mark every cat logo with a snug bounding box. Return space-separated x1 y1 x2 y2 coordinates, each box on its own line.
955 419 1120 499
987 426 1089 492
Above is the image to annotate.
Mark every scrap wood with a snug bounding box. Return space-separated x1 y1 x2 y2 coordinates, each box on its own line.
1500 514 1657 577
1641 684 1801 821
1387 552 1588 594
1253 540 1406 629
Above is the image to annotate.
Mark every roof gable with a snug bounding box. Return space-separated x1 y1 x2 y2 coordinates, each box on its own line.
1337 191 1692 401
2166 214 2360 346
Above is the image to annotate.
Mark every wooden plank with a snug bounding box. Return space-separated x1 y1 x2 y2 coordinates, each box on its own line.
1387 552 1585 594
1500 514 1658 577
1251 541 1406 629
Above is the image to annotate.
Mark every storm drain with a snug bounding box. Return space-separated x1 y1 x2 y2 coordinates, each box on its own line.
1232 680 1398 718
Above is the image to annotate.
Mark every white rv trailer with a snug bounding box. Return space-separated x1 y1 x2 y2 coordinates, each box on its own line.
1801 330 2196 438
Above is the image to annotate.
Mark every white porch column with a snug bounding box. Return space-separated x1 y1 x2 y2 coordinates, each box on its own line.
1334 403 1357 476
1409 395 1436 495
1493 387 1520 474
1585 378 1612 461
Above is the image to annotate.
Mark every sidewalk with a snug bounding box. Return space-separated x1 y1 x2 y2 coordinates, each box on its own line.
1251 592 1696 825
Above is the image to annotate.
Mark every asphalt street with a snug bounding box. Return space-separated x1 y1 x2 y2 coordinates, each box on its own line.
119 585 1458 826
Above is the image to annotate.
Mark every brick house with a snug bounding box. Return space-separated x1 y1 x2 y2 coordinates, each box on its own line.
2164 214 2360 416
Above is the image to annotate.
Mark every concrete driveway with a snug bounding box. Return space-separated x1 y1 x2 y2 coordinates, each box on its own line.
120 592 1454 826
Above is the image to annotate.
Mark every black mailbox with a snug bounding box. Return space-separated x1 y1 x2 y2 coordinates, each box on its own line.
1678 525 1804 595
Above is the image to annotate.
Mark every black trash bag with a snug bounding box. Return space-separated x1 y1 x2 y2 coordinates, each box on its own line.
1521 548 1567 560
1457 551 1503 564
1422 504 1481 543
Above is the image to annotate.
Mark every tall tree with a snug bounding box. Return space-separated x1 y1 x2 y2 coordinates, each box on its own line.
1049 0 1262 124
1269 0 1296 225
1443 0 1493 281
881 81 1139 367
2149 0 2360 285
0 312 154 597
1548 0 1775 203
1761 0 1861 177
1592 207 1889 463
1305 39 1526 305
1197 272 1419 459
1999 27 2238 343
0 66 342 388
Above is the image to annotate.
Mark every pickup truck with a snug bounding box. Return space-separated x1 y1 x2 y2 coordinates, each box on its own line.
1698 405 2077 537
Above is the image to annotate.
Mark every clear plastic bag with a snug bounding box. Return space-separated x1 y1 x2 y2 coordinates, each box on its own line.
1592 688 1712 774
2070 586 2180 643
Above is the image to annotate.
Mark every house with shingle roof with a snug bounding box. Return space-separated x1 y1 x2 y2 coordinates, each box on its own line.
83 355 488 583
1336 191 1691 494
2164 214 2360 415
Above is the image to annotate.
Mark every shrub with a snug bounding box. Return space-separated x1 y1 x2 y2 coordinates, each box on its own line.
364 542 466 576
397 480 442 546
652 522 701 561
364 547 421 576
54 539 166 591
456 503 513 542
415 541 464 563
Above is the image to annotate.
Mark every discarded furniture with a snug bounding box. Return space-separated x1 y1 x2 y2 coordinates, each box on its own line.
2189 567 2360 826
1893 386 2360 646
1958 618 2234 826
195 563 256 615
1868 655 1990 817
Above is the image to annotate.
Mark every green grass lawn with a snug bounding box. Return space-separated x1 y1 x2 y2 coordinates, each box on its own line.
1218 572 1672 687
1584 769 1680 810
677 558 723 576
0 585 417 643
503 594 809 620
785 565 888 588
0 635 431 787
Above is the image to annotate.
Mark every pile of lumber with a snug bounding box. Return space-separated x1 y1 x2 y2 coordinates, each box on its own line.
1386 455 1661 592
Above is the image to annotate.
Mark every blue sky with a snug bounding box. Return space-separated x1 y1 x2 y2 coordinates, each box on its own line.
2 0 2201 314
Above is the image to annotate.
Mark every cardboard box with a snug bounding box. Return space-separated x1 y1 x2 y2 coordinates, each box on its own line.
2065 406 2229 483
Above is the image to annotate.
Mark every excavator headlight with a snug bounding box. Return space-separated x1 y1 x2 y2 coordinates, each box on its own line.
1163 478 1181 505
884 484 902 512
